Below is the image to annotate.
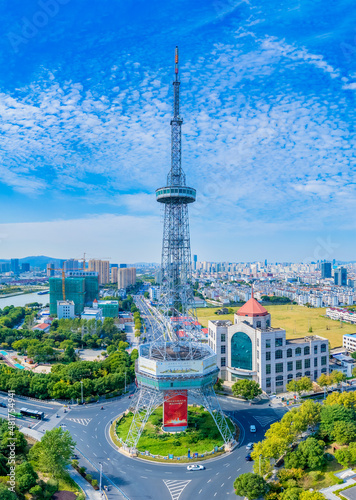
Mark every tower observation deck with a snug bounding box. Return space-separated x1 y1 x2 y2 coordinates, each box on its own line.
123 48 235 453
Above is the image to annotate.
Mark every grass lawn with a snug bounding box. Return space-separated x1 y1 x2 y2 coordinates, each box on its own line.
115 406 235 457
197 305 356 348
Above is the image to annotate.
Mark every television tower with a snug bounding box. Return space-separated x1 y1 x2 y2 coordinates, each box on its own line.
156 46 197 340
123 49 235 453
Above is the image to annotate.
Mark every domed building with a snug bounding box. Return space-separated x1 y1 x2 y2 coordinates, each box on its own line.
208 294 329 394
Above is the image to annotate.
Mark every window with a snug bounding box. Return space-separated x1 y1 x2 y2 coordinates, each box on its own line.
221 357 226 367
304 359 311 369
257 321 261 328
221 334 226 342
231 332 253 370
314 370 318 379
296 372 302 379
275 338 283 347
287 348 292 358
266 378 271 388
321 356 327 366
314 345 318 354
257 350 259 360
305 371 310 377
287 361 293 371
287 373 293 380
295 347 302 356
266 351 271 361
296 360 302 370
266 364 271 374
266 339 271 348
275 350 283 359
321 344 327 353
304 346 310 355
321 367 327 373
221 346 226 354
275 363 283 373
257 338 259 346
314 357 318 367
266 319 270 327
276 375 283 386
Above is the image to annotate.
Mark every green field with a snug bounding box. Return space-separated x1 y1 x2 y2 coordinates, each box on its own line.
197 305 356 348
115 406 235 456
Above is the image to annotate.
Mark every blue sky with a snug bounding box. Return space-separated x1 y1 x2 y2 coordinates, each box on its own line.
0 0 355 262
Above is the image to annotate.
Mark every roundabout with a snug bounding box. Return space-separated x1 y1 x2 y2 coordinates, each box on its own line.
111 405 237 463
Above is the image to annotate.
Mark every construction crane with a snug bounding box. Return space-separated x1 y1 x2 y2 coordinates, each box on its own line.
48 264 66 301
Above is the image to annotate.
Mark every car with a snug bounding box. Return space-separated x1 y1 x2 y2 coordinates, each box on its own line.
246 442 254 450
250 424 256 433
245 453 253 461
187 464 205 471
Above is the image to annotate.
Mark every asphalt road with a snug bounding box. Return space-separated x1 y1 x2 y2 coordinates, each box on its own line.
57 395 287 500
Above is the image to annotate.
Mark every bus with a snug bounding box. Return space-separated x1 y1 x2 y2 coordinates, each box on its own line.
20 408 44 420
9 411 22 418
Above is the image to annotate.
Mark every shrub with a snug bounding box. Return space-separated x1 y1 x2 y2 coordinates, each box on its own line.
79 467 86 475
92 479 98 487
85 474 92 482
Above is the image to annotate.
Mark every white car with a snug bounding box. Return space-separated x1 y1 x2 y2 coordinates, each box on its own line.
187 464 205 471
250 424 256 433
246 442 254 450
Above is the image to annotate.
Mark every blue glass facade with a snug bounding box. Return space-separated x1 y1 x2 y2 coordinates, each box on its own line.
231 332 253 370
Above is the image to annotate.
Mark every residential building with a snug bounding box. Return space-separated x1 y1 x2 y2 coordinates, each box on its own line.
321 262 332 279
57 300 75 319
11 259 20 275
46 263 55 277
49 273 99 315
111 266 118 284
208 295 329 393
32 323 51 334
64 259 79 272
343 333 356 352
21 263 30 272
149 286 160 301
118 267 136 289
88 259 110 285
330 353 356 378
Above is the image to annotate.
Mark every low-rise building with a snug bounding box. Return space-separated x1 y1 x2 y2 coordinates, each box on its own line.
57 300 75 319
343 333 356 352
208 295 329 394
95 299 119 318
330 353 356 378
81 307 103 321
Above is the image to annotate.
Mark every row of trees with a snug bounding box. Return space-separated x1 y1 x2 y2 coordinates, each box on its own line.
286 371 348 397
131 303 143 338
0 347 138 400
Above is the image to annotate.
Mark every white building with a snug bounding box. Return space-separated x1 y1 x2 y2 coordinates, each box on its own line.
208 295 329 394
149 286 160 301
327 307 356 324
57 300 75 319
330 353 356 378
81 307 103 321
343 333 356 352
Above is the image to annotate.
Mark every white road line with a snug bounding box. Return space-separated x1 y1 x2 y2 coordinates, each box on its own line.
207 479 211 483
237 468 241 472
93 452 97 457
214 493 217 497
199 489 202 494
163 480 191 500
228 476 231 479
221 483 224 487
140 476 148 479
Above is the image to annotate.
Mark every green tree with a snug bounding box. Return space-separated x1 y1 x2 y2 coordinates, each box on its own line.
280 487 302 500
331 420 356 445
29 427 75 478
320 405 356 437
16 461 38 492
299 492 325 500
0 484 17 499
231 379 262 401
233 473 269 499
285 437 326 470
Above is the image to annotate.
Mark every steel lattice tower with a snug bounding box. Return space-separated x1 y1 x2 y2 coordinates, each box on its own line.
155 46 197 341
123 48 235 455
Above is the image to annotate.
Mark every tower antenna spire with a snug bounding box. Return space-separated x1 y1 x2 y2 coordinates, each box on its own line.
175 45 179 80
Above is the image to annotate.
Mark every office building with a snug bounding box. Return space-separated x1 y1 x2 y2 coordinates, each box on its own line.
208 295 329 393
21 263 30 272
88 259 110 285
334 267 347 286
118 267 136 289
11 259 20 275
321 262 332 279
119 264 127 268
46 263 55 277
0 262 10 273
57 300 75 319
193 255 197 270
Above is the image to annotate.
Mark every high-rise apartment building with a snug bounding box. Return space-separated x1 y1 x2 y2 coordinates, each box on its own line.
21 263 30 272
64 259 79 272
88 259 110 285
111 266 118 284
46 263 55 277
334 267 347 286
118 267 136 289
321 262 332 279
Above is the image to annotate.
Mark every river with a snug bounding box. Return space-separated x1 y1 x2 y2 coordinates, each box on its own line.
0 292 49 308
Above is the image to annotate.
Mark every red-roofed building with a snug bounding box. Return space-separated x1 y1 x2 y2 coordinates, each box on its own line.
32 323 51 333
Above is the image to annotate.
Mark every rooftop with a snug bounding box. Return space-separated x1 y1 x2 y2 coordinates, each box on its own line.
236 297 269 317
286 335 328 344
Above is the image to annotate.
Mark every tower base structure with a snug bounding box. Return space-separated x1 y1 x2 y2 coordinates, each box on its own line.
123 341 235 452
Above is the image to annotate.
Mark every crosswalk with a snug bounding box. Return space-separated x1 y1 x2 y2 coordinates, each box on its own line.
253 409 287 428
67 418 92 426
163 480 191 500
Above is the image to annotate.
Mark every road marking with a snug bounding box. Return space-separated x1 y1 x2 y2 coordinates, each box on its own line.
141 476 148 479
216 472 219 475
228 476 231 479
253 415 279 427
199 490 202 494
68 418 92 426
214 493 217 497
207 479 211 483
221 483 224 487
95 427 97 431
163 480 191 500
93 452 97 457
237 468 241 472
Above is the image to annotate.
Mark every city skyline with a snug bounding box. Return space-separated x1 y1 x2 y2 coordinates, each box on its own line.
0 1 355 261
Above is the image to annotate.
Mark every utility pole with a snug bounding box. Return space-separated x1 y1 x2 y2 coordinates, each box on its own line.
80 380 84 404
124 371 127 393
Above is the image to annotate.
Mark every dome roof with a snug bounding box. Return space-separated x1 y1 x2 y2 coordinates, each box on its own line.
236 297 269 317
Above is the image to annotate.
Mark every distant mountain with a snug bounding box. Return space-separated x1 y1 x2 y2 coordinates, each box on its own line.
19 256 65 270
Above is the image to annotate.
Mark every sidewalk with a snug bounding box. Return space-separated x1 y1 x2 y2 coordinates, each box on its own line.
68 468 102 500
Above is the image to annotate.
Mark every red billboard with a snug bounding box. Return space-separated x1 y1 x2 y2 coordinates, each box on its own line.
163 391 188 428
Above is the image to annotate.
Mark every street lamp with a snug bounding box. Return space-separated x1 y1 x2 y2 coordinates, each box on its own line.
99 461 103 497
80 380 83 404
124 371 127 393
